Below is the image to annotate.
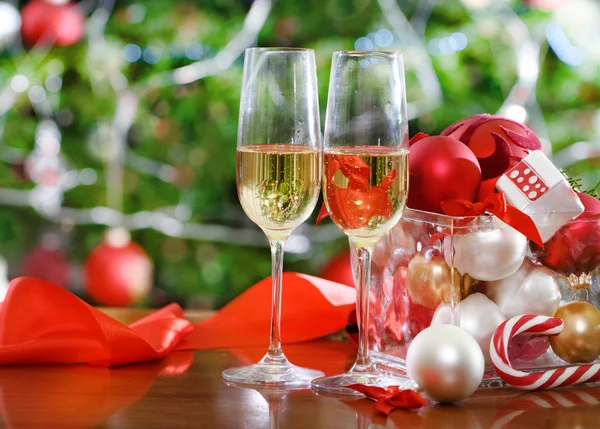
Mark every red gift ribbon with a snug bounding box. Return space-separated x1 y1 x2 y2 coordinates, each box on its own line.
441 193 544 248
0 277 195 366
348 384 426 415
0 274 356 366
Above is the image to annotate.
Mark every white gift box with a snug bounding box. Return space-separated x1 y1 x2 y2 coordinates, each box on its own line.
496 150 584 243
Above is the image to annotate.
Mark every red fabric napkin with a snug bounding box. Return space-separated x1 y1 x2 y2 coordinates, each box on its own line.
0 273 356 366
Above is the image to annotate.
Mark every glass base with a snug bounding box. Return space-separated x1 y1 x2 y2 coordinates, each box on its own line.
222 351 324 389
311 364 415 397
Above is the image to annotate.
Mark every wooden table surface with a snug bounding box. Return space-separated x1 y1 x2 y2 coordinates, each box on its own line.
0 309 599 428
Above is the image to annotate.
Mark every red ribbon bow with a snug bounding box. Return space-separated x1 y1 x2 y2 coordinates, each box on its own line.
347 384 426 415
441 193 544 248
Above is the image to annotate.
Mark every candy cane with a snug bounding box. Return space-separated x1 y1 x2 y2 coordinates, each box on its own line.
490 314 600 390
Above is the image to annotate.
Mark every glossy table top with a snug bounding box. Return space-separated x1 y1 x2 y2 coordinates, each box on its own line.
0 309 599 428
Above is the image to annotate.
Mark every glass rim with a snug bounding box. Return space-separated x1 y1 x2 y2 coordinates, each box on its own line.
245 47 314 53
333 50 403 58
402 207 600 226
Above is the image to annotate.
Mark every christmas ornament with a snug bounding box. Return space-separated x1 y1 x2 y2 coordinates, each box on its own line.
442 114 541 180
406 324 484 403
486 259 561 320
577 191 600 214
431 293 505 364
406 253 455 309
549 301 600 364
496 150 584 242
0 2 21 46
450 218 528 281
407 136 481 214
84 229 153 306
508 335 550 362
21 0 85 47
491 314 600 390
23 244 70 288
539 192 600 275
321 252 354 287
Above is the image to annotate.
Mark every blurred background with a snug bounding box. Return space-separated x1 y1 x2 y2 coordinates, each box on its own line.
0 0 598 309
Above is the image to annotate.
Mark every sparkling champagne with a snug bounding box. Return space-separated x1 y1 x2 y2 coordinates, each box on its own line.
323 146 408 246
237 145 320 240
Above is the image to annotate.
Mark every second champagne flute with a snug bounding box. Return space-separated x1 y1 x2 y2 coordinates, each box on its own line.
222 48 324 388
312 51 412 395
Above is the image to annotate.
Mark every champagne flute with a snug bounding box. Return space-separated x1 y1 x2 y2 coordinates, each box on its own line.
222 48 324 387
311 51 410 395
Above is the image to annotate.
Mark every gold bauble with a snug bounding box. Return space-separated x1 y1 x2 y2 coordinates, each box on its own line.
549 301 600 364
407 253 455 309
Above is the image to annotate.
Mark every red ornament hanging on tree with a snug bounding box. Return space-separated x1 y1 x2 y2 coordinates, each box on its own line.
407 135 482 214
441 114 542 180
321 251 354 287
23 243 70 288
21 0 85 47
84 229 153 306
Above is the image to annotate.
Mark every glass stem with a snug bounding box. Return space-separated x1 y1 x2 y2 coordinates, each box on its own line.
268 239 286 360
354 245 374 370
268 398 282 429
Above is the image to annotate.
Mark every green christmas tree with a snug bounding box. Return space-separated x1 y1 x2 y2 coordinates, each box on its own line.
0 0 597 308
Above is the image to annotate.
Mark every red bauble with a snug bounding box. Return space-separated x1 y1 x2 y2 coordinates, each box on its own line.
23 245 70 288
577 192 600 216
441 114 542 180
508 335 550 362
321 252 354 287
407 136 482 214
21 0 85 47
84 230 153 306
539 192 600 274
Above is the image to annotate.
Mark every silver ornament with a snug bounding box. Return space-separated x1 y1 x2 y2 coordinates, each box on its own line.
432 293 505 364
450 218 528 281
406 324 485 403
486 259 561 319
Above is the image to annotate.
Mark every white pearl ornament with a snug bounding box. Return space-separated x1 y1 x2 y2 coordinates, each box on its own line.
450 218 528 281
431 293 505 364
406 325 485 403
486 259 561 319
